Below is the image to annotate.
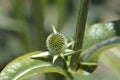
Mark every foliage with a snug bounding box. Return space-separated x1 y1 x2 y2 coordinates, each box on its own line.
0 0 120 80
1 20 120 80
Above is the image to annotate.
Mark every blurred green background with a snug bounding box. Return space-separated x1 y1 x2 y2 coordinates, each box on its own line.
0 0 120 79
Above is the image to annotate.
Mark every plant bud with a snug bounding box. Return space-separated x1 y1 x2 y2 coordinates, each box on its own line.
46 33 67 56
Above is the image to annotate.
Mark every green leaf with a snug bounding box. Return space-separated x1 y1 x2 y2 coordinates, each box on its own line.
72 69 117 80
73 75 117 80
74 51 119 80
83 43 120 62
80 62 97 73
81 20 120 62
0 51 70 80
101 53 120 77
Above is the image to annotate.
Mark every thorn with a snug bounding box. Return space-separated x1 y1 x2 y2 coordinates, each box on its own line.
52 25 57 33
65 49 73 53
30 51 50 58
52 55 58 64
67 41 75 48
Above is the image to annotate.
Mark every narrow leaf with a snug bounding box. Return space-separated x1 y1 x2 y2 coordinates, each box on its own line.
0 51 70 80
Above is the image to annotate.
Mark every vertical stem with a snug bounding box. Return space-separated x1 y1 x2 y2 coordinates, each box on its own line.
12 0 33 51
32 0 46 50
12 0 25 20
56 0 67 31
70 0 89 71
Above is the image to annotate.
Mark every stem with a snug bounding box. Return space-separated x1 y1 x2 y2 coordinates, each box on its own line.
12 0 33 51
32 0 47 50
70 0 89 71
56 0 67 31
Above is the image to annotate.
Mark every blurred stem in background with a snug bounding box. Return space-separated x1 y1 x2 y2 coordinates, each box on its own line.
12 0 33 51
32 0 47 50
56 0 67 31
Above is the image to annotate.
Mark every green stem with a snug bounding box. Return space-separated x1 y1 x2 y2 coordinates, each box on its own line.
70 0 89 71
56 0 67 31
12 0 33 51
32 0 47 50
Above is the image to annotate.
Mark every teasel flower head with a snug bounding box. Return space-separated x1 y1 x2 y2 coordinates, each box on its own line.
46 32 67 56
46 25 68 56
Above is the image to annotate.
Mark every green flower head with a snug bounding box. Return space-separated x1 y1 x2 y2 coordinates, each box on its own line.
46 32 67 56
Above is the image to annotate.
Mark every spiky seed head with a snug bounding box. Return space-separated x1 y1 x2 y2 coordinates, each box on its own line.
46 33 67 56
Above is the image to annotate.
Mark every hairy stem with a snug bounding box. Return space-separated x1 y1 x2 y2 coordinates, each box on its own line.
70 0 89 71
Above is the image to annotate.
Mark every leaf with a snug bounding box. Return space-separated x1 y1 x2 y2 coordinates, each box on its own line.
81 20 120 62
54 56 68 70
0 51 70 80
80 62 97 73
101 53 120 78
73 75 117 80
83 43 120 62
72 69 117 80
